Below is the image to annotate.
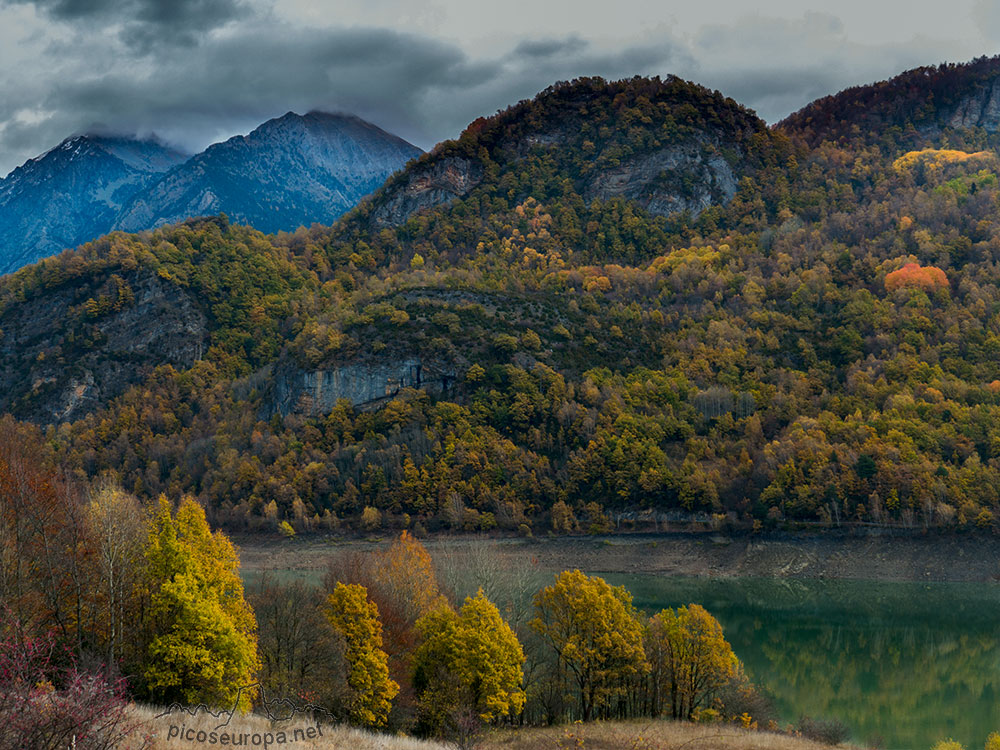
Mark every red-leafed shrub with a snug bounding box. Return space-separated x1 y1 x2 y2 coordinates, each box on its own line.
884 262 949 293
0 621 144 750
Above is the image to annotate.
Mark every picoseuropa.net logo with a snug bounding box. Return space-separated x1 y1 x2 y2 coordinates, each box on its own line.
165 722 324 747
155 683 331 748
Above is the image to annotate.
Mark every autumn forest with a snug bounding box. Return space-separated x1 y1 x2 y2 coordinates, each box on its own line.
6 55 1000 748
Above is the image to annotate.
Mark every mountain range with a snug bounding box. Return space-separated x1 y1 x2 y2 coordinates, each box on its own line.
0 136 189 274
0 112 421 275
4 57 1000 535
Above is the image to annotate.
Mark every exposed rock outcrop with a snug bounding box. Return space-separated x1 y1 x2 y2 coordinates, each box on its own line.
948 77 1000 130
584 143 738 218
369 157 484 227
0 269 207 423
267 358 455 417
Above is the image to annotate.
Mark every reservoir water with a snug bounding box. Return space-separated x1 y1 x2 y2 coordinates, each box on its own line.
605 575 1000 750
243 560 1000 748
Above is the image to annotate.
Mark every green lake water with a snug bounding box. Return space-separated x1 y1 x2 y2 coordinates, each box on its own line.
604 574 1000 750
242 563 1000 749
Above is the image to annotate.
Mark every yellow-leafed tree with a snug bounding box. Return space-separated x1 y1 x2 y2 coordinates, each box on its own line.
143 496 260 711
531 569 647 720
645 603 740 719
324 582 399 728
413 590 525 743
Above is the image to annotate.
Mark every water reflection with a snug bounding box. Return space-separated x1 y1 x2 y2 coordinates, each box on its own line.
608 575 1000 750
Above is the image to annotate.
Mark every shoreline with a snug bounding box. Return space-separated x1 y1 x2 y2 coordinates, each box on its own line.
234 529 1000 584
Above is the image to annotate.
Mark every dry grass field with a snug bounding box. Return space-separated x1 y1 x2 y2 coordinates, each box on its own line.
129 707 857 750
484 720 859 749
130 704 451 750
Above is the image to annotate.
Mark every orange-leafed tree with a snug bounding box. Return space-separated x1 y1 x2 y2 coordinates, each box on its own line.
884 262 949 294
0 417 97 651
326 530 446 712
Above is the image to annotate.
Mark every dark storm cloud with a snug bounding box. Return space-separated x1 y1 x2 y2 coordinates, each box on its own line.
2 22 687 170
4 0 249 49
0 5 979 176
6 0 247 25
15 24 507 158
511 36 588 59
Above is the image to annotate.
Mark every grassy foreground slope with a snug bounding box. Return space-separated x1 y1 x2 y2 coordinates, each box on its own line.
130 705 856 750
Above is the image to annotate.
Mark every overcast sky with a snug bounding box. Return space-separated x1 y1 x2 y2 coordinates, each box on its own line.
1 0 998 176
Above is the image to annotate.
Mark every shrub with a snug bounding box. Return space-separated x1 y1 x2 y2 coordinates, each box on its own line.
0 625 140 750
717 677 776 727
796 715 851 745
361 506 382 531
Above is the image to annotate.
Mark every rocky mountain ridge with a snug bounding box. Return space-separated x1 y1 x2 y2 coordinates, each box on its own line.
359 75 762 232
778 55 1000 145
7 67 1000 535
115 112 421 234
0 112 421 275
0 136 188 274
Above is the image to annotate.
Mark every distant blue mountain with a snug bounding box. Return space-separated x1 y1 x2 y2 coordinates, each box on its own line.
114 112 422 235
0 112 422 275
0 135 188 274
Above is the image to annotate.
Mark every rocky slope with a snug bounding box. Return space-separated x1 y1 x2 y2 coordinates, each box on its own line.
582 138 738 218
0 266 207 423
0 136 188 274
16 70 1000 539
361 75 763 229
266 358 456 417
115 112 421 234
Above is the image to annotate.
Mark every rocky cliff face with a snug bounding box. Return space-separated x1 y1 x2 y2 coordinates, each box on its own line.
584 142 738 218
0 269 207 423
116 112 422 234
369 141 737 227
0 136 188 274
947 77 1000 130
267 358 455 416
369 156 485 227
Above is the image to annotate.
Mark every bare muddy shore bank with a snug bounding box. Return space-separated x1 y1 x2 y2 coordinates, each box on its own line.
234 530 1000 583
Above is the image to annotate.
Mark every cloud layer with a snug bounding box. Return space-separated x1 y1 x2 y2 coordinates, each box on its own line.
0 0 992 176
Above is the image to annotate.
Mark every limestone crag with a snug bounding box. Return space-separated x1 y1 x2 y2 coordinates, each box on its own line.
269 359 455 416
584 142 738 218
948 77 1000 130
369 157 485 227
0 269 207 423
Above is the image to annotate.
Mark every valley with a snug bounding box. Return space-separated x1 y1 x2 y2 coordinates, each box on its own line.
7 53 1000 750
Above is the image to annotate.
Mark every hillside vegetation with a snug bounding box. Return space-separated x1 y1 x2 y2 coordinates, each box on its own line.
3 65 1000 534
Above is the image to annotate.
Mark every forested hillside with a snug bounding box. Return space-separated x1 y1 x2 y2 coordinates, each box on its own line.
4 65 1000 534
